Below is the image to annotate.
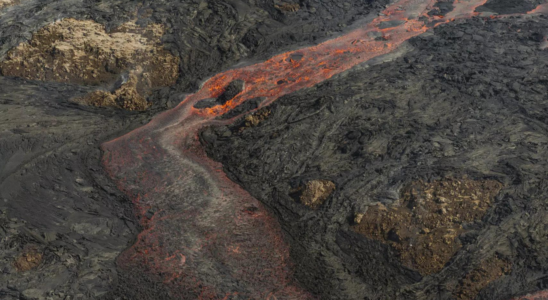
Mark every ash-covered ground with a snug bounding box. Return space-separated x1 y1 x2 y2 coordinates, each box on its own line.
1 0 548 299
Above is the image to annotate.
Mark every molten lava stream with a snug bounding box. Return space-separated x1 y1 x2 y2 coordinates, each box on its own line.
101 0 546 298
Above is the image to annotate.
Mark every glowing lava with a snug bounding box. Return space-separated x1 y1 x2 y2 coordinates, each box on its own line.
102 0 547 299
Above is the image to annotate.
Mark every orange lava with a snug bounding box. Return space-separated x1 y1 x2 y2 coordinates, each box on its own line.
101 0 548 299
187 0 493 118
528 3 548 14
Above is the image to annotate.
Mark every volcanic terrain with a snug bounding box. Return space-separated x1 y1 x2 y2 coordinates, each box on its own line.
1 0 548 300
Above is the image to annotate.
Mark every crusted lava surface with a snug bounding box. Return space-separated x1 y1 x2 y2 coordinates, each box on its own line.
1 0 548 300
0 0 392 298
203 6 548 300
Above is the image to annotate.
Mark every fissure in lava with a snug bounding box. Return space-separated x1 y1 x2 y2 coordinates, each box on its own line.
101 0 546 299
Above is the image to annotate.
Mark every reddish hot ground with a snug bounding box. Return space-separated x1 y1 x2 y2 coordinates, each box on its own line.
102 0 547 298
514 290 548 300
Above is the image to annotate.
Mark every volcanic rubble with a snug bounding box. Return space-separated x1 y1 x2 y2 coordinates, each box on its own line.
1 0 548 299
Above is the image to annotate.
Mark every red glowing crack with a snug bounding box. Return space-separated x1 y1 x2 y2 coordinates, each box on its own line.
101 0 547 299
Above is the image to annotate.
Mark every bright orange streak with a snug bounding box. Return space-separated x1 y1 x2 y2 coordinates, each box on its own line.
528 3 548 14
101 0 547 299
172 0 503 118
185 0 438 117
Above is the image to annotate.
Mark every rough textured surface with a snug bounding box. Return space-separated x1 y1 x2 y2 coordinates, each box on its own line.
0 0 18 10
0 18 179 109
353 178 503 275
0 0 392 92
13 244 43 272
204 13 548 300
0 77 142 299
72 72 151 110
0 18 178 86
454 255 512 300
477 0 545 14
293 179 336 209
1 0 548 299
0 0 390 298
0 0 392 110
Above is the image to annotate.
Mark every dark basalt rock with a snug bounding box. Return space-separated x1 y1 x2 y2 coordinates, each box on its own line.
1 0 548 299
217 97 266 120
217 79 245 105
194 80 249 110
428 0 455 16
203 15 548 300
0 0 392 298
476 0 545 14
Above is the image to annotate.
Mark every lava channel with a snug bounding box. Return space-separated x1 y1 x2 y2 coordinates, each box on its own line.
101 0 547 299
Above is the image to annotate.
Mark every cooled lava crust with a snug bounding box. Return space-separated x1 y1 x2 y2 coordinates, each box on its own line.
1 0 548 300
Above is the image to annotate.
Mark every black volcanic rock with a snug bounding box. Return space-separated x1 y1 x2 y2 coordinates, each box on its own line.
1 0 548 299
204 16 548 300
477 0 545 14
194 80 249 109
0 0 392 298
217 97 266 119
217 79 245 105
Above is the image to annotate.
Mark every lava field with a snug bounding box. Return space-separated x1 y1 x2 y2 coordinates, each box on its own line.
1 0 548 300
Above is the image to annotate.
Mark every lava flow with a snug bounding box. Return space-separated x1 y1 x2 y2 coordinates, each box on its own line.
101 0 547 299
